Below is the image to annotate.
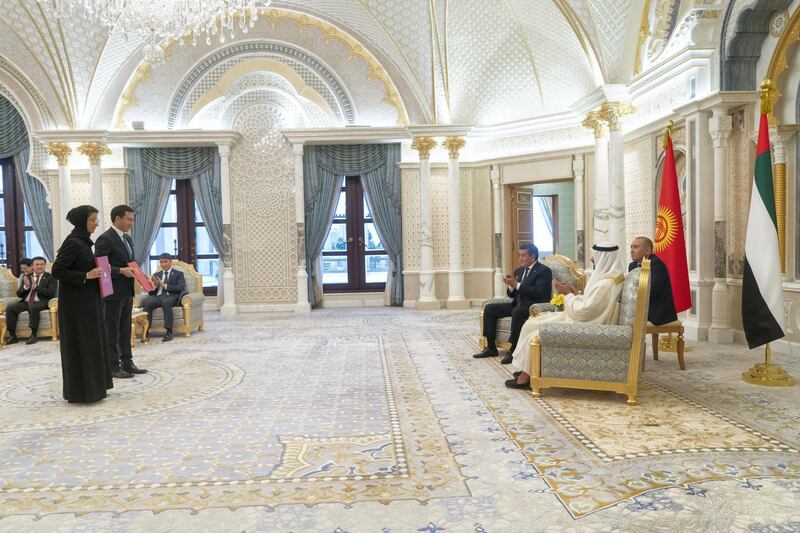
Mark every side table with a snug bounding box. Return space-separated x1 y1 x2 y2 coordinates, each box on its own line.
131 310 149 347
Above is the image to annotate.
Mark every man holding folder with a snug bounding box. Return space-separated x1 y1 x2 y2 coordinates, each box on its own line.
95 204 148 378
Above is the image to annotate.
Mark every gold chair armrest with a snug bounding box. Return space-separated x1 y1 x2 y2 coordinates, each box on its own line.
0 300 6 314
49 299 58 311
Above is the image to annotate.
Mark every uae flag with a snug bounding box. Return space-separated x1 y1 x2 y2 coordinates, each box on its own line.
654 133 691 313
742 113 786 349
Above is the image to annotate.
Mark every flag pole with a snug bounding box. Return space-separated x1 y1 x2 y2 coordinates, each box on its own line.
741 79 794 387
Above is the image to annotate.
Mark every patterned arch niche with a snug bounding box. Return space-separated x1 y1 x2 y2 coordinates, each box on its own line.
168 41 356 130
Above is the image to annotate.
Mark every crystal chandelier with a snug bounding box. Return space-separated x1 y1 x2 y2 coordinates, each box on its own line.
39 1 273 63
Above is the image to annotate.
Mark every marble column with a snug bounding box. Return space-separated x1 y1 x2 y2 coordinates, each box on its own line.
573 154 585 267
490 165 504 298
582 111 609 246
443 136 468 309
412 136 439 310
48 143 72 243
708 109 733 343
77 142 111 238
293 143 311 314
217 143 237 315
599 102 634 251
689 111 714 340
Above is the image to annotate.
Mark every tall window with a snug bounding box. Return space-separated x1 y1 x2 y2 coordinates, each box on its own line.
321 176 388 292
150 179 219 295
0 159 44 274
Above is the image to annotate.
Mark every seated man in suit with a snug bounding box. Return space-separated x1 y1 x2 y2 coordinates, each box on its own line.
6 256 58 345
141 253 186 342
16 258 32 289
474 243 553 364
629 236 678 325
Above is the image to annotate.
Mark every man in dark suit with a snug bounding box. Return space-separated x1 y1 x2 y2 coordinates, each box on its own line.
141 253 186 342
474 243 553 364
629 236 678 325
6 256 58 345
95 204 147 378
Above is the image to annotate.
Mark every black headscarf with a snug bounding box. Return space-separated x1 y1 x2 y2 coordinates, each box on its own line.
65 205 97 246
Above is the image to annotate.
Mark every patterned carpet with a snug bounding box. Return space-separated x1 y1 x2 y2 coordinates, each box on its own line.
1 308 799 532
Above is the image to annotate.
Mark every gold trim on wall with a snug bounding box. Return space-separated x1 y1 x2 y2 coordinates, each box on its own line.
765 8 800 125
114 8 410 129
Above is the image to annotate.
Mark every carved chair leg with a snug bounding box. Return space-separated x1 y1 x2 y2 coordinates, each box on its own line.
626 395 637 406
651 333 659 360
677 331 686 370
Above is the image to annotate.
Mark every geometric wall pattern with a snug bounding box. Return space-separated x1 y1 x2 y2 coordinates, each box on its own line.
230 103 298 304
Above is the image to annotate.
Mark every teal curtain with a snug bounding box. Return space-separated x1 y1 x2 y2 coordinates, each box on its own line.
360 144 403 305
0 97 29 159
303 143 403 306
127 147 223 272
0 96 54 260
13 147 54 260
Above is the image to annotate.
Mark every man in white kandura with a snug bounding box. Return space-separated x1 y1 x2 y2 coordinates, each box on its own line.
504 242 626 389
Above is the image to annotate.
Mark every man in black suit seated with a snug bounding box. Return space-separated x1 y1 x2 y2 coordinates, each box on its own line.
95 204 147 378
6 256 58 345
474 243 553 364
628 236 678 325
141 253 186 343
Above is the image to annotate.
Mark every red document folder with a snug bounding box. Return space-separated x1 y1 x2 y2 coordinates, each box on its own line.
95 256 114 298
127 262 155 293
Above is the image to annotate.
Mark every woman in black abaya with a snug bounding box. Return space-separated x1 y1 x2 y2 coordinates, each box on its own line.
52 205 113 403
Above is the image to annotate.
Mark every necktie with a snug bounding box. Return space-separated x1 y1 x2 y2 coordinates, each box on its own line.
28 274 38 304
520 267 530 284
161 271 169 295
123 233 134 260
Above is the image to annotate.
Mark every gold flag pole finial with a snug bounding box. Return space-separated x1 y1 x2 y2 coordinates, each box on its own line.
760 78 775 115
663 120 673 149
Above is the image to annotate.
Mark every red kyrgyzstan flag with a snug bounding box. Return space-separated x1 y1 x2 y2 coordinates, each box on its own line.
654 134 692 313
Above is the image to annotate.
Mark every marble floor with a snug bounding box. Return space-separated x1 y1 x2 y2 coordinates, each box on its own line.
1 308 799 532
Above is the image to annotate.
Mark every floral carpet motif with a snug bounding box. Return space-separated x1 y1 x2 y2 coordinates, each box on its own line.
438 331 800 517
1 309 800 531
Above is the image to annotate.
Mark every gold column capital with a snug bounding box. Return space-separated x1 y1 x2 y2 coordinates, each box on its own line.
581 110 608 138
442 136 466 159
47 142 72 166
77 142 112 166
598 101 636 131
411 136 437 160
760 77 776 116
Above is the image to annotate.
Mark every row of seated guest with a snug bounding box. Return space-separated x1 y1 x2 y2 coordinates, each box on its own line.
6 257 58 345
141 253 186 343
475 236 679 390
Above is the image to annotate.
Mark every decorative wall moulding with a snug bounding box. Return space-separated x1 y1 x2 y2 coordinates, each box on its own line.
33 129 242 147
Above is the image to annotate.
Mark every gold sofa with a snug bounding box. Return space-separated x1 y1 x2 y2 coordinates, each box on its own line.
530 259 651 405
134 260 205 337
478 254 587 351
0 266 59 340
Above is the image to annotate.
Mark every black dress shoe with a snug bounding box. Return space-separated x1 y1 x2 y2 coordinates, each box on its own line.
6 337 18 345
513 371 522 378
500 354 513 364
473 348 498 358
122 362 148 374
162 332 173 342
504 378 531 389
112 368 134 379
26 336 38 345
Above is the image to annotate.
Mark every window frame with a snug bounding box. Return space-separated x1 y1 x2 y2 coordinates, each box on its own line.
321 175 388 293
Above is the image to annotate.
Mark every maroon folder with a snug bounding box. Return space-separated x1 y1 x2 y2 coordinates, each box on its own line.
128 262 155 293
95 256 114 298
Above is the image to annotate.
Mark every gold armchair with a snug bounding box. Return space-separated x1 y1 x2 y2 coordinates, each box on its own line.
530 259 651 405
478 254 586 350
0 266 59 340
133 260 205 337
